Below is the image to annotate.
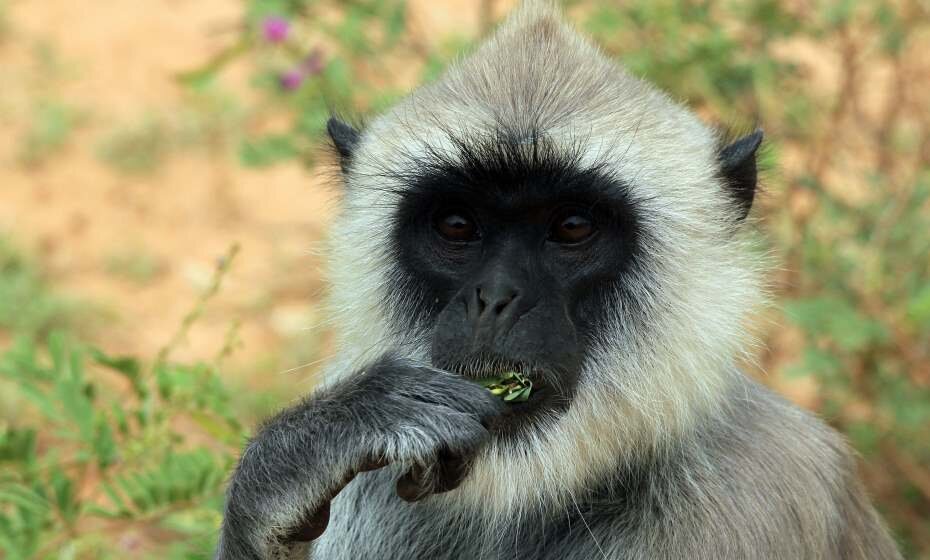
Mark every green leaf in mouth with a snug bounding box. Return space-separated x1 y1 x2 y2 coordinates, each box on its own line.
474 371 532 403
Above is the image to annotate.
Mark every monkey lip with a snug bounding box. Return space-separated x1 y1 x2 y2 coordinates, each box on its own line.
441 355 540 380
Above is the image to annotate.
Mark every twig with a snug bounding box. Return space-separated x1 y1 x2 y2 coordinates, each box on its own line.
153 243 241 373
214 320 243 366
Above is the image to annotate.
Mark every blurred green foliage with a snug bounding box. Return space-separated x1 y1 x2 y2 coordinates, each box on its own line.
104 249 165 285
17 100 84 168
0 239 76 339
97 88 243 175
1 0 928 558
97 116 171 175
1 242 242 559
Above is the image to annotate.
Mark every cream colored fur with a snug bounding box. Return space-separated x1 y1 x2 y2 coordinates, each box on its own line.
322 0 765 520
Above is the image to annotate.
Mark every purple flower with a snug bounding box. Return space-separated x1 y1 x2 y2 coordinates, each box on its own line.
262 16 290 43
279 70 305 91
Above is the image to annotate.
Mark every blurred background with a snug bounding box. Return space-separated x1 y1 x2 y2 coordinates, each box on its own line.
0 0 928 558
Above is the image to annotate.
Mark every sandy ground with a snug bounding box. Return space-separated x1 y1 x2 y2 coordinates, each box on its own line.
2 0 922 405
0 0 822 409
0 0 815 407
0 0 518 391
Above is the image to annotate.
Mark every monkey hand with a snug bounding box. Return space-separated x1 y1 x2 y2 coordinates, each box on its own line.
214 354 504 560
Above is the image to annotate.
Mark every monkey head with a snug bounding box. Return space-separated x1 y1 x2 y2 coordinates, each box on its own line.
322 1 765 514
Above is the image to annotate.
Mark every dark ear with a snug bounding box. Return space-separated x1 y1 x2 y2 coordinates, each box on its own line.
327 117 360 174
718 129 763 220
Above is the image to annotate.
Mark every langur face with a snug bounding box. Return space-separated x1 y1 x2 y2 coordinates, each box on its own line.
387 136 643 435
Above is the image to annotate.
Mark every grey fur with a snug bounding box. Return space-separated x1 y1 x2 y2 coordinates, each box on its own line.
312 377 897 559
215 356 502 559
215 1 902 558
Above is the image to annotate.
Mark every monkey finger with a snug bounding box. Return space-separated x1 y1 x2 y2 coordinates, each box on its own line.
395 448 471 501
284 456 390 544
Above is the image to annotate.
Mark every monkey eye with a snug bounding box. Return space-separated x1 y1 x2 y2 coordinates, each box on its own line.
549 208 596 244
434 208 480 242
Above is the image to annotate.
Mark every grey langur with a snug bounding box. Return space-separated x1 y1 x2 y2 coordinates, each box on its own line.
215 2 903 558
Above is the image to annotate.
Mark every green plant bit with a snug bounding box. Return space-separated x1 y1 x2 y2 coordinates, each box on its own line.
474 371 532 403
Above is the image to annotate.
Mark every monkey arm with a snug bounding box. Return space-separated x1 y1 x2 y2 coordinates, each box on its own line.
214 355 503 560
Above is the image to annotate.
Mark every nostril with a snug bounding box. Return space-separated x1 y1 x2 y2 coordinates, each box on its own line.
476 287 486 314
474 285 519 317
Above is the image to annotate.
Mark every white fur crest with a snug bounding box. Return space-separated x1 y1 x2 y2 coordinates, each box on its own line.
322 0 767 517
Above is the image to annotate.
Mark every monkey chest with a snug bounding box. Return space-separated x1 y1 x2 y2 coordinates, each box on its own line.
309 469 620 560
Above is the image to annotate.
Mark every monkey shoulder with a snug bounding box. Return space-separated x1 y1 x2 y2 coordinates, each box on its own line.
622 376 902 559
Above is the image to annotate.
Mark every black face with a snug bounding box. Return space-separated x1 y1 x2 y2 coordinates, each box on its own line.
325 119 760 436
387 135 641 435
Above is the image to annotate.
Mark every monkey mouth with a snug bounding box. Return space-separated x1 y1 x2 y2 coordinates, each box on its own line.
439 353 541 380
437 354 577 440
440 354 565 408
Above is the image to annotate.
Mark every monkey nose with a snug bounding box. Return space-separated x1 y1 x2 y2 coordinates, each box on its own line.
465 279 524 345
476 285 519 317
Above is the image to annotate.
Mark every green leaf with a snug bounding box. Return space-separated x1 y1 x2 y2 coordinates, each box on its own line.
906 285 930 331
503 387 529 402
845 421 881 456
796 347 844 386
238 134 298 167
189 411 239 442
54 354 95 444
244 0 293 20
50 467 79 524
112 402 130 436
100 482 131 518
336 7 370 54
783 297 887 352
822 0 857 28
0 427 37 465
106 451 227 515
93 418 118 469
0 484 48 515
12 382 56 419
89 347 141 379
48 330 69 376
321 57 352 101
176 38 250 89
382 3 406 47
473 377 505 387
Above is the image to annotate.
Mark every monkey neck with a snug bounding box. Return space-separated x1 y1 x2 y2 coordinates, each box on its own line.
445 365 749 520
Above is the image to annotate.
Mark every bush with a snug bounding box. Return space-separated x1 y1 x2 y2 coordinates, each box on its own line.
0 244 243 559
